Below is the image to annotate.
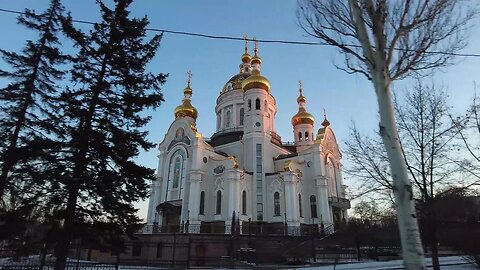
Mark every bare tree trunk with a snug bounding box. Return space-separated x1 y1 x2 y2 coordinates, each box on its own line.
373 73 425 269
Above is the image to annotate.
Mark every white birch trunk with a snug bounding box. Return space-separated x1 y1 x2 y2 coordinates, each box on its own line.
373 73 426 270
348 1 426 268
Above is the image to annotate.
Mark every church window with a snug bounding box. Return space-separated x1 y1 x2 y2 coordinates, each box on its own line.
242 191 247 215
255 98 261 110
239 108 244 125
305 131 309 141
310 195 318 218
166 149 186 199
172 156 181 188
248 99 252 111
274 192 280 216
264 100 268 111
199 191 205 215
299 194 303 217
226 110 231 128
217 114 221 130
216 190 222 215
298 132 302 142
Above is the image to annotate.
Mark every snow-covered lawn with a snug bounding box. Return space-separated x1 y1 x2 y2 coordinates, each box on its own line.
297 256 478 269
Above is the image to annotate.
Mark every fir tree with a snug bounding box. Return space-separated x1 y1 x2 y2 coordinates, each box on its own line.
53 0 166 268
0 0 67 207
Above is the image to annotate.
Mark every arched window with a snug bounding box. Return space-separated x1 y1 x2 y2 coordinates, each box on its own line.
305 131 309 141
217 114 221 130
167 149 186 194
264 100 268 111
248 99 252 111
310 195 318 218
216 190 222 215
199 191 205 215
226 110 231 128
255 98 261 110
274 192 280 216
298 132 303 142
172 156 181 188
239 108 244 125
298 194 303 217
242 191 247 215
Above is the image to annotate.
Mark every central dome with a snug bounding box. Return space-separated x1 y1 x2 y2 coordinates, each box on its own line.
222 72 251 93
291 108 315 126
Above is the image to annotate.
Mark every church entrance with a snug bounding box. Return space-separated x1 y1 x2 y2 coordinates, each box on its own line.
156 200 182 232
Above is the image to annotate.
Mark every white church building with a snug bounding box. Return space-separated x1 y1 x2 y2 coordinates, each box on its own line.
146 41 350 234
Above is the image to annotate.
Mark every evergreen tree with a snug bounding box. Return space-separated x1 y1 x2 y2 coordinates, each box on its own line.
53 0 166 268
0 0 67 208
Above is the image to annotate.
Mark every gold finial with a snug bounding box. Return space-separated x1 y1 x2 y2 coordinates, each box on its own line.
297 80 306 103
187 70 192 88
253 37 258 57
243 35 249 54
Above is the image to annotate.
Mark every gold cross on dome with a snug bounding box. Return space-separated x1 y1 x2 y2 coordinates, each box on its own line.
243 35 249 53
253 37 258 56
299 80 303 95
187 70 192 87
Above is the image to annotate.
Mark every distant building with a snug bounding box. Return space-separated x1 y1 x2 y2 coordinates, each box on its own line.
145 40 350 234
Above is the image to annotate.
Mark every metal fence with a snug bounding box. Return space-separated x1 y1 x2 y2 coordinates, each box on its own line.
137 223 335 236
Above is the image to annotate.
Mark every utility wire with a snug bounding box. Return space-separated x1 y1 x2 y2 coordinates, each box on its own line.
1 7 480 58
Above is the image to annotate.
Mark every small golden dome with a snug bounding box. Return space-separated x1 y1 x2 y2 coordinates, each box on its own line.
241 53 252 63
174 99 198 120
242 70 270 92
291 108 315 126
297 94 306 103
184 85 192 95
316 127 326 142
322 117 330 127
251 55 262 64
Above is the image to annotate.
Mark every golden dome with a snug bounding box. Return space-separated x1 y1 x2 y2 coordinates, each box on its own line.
184 85 192 95
297 94 306 103
222 72 251 93
242 70 270 92
291 108 315 126
316 127 326 143
174 99 198 120
251 55 262 64
322 117 330 127
241 53 252 63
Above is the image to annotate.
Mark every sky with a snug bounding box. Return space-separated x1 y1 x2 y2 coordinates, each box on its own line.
0 1 479 221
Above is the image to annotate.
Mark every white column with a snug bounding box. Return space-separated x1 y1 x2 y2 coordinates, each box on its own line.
232 104 237 127
281 171 300 225
147 182 156 224
186 170 203 225
220 108 224 129
226 168 242 219
315 175 332 225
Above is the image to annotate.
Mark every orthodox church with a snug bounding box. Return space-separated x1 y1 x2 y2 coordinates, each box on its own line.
146 40 350 234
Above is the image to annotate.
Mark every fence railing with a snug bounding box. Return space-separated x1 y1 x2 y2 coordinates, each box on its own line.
137 222 335 237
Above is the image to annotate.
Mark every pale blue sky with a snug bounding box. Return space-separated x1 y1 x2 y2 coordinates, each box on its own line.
0 1 478 220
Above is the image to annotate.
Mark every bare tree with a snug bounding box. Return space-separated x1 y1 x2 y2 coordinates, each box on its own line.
346 80 470 268
298 1 477 269
452 86 480 181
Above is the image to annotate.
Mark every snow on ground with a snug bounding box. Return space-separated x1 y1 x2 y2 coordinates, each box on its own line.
295 256 477 269
1 255 477 269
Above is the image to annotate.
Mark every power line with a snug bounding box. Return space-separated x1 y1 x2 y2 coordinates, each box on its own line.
1 7 480 58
